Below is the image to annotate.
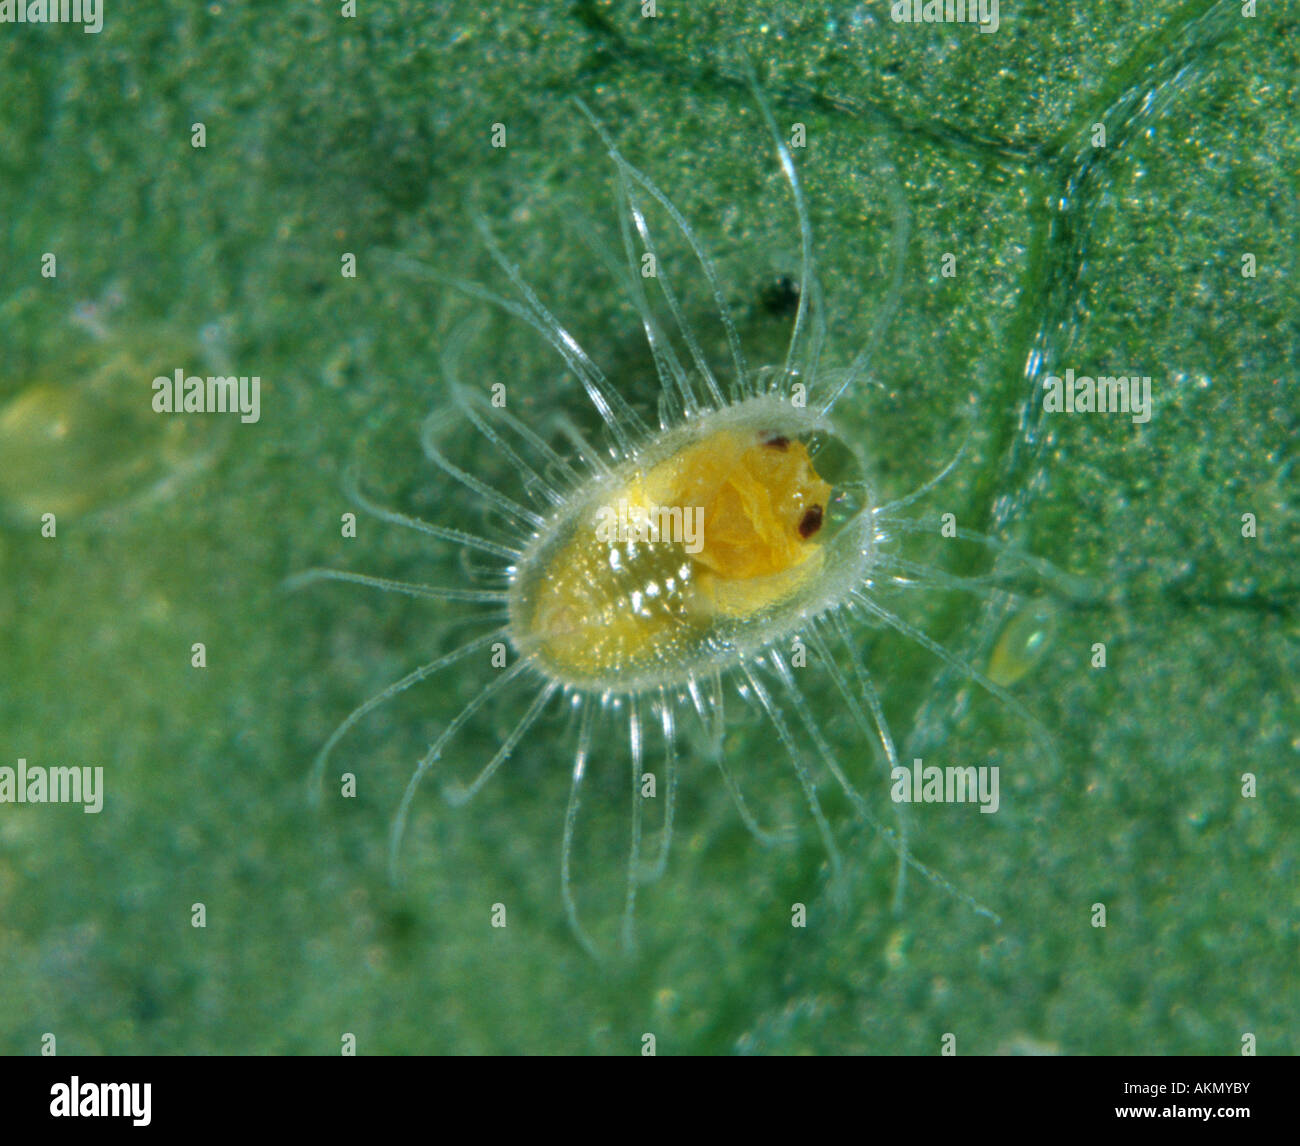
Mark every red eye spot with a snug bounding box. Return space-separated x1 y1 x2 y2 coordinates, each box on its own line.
760 432 790 451
798 505 823 539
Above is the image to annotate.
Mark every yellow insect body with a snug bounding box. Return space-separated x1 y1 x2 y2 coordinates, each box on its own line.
511 396 868 691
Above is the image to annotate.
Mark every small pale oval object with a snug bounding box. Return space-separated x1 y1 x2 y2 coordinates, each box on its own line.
986 600 1058 687
0 325 229 525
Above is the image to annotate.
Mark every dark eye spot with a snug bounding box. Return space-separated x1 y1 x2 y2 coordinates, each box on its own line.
760 432 790 451
798 505 823 539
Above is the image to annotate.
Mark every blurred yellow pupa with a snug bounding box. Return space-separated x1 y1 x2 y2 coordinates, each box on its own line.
297 87 1054 957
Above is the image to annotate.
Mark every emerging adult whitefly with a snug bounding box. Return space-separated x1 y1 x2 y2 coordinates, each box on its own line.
294 81 1064 958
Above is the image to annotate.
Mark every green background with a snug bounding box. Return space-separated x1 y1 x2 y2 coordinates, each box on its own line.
0 0 1295 1054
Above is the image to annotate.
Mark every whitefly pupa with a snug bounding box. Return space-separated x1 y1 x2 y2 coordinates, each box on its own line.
293 86 1063 958
0 290 234 529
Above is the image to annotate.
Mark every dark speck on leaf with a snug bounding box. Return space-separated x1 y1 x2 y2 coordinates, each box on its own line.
758 274 800 318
